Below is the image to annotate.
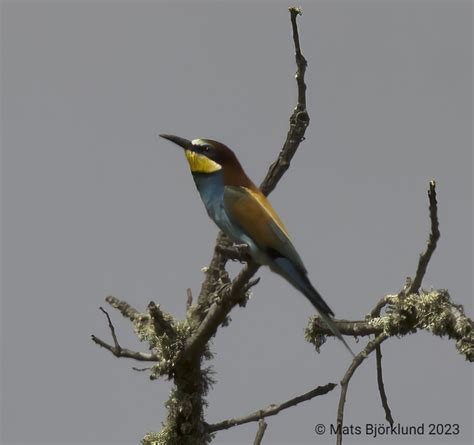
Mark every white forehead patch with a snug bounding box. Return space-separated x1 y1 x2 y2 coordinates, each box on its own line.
191 138 208 147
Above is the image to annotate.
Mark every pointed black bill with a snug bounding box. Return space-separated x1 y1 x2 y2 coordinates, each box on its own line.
159 134 193 150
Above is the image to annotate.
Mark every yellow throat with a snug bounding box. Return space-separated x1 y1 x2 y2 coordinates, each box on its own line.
185 150 222 174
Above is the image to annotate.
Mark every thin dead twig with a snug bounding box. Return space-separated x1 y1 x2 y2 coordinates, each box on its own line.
336 334 388 445
253 419 268 445
376 345 394 425
260 7 309 197
207 382 337 433
408 180 440 294
91 307 158 362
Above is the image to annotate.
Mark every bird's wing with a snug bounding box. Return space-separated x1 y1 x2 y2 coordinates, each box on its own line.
223 185 307 272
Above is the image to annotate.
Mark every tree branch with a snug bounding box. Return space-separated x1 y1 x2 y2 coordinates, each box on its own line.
408 180 440 294
336 334 389 445
91 307 159 362
375 344 394 425
253 419 268 445
307 317 382 338
370 295 391 318
180 263 260 364
206 382 337 433
259 6 309 197
290 7 307 109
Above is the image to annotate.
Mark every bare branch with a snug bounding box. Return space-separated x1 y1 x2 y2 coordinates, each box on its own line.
336 334 388 445
260 7 309 197
408 180 440 294
91 307 158 362
132 366 152 372
91 335 158 361
290 7 306 109
370 295 391 318
253 419 268 445
100 306 119 349
242 277 261 294
207 382 337 433
375 345 394 425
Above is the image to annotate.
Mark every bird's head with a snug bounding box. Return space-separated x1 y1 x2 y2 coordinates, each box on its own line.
160 134 253 186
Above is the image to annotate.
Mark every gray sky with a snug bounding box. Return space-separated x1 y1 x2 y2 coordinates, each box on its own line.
1 1 472 444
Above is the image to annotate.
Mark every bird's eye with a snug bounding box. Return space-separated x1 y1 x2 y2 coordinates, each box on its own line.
202 145 210 152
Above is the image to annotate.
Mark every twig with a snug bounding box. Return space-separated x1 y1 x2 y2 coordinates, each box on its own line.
375 345 394 425
336 334 388 445
207 382 337 433
290 7 306 109
186 288 193 311
260 7 309 197
253 419 268 445
132 366 152 372
91 335 158 361
100 306 119 349
370 295 391 318
242 277 261 294
91 307 158 362
408 180 440 294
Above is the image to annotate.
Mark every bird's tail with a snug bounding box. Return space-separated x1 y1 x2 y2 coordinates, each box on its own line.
303 283 355 358
309 295 356 358
271 257 355 357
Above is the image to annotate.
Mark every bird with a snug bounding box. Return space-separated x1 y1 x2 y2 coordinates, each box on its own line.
160 134 354 357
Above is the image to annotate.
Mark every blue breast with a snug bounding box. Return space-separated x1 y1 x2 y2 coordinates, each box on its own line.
192 172 244 242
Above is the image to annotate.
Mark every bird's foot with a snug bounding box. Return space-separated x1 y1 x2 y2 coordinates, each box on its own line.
231 244 250 263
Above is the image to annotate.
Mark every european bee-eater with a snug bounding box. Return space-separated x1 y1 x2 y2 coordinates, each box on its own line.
160 134 354 356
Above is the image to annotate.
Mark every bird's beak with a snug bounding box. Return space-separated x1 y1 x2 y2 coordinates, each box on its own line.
159 134 193 151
